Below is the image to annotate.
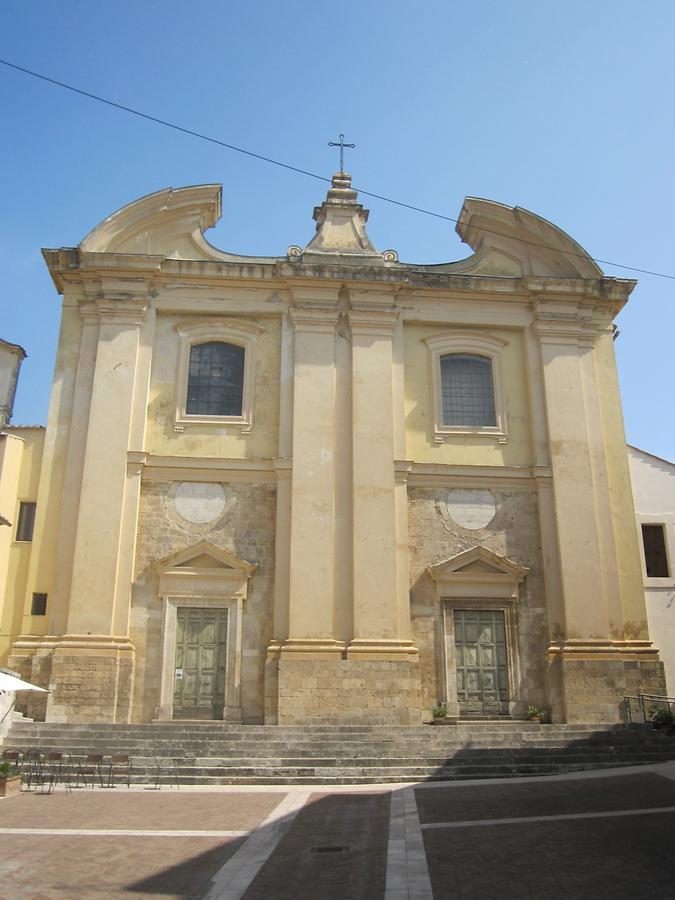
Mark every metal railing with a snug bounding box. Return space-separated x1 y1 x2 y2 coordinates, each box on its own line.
623 693 675 724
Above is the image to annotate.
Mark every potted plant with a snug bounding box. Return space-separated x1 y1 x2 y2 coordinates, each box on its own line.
527 705 545 724
432 701 449 723
0 760 22 798
649 704 674 732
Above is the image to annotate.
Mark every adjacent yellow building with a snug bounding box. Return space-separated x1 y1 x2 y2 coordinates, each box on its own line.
2 174 664 724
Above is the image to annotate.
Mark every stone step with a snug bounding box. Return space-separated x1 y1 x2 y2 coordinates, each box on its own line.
56 759 652 786
5 734 671 756
5 721 671 785
6 722 631 735
5 735 673 757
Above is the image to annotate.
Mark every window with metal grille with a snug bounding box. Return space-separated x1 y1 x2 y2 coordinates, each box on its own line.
641 524 670 577
186 342 245 417
440 354 496 427
15 501 36 542
31 593 47 616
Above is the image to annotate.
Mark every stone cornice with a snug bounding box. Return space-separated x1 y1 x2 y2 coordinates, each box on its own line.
42 247 636 307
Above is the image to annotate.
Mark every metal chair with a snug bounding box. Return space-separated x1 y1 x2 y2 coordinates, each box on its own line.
42 752 72 793
75 753 106 788
24 749 45 791
108 754 132 788
153 756 180 790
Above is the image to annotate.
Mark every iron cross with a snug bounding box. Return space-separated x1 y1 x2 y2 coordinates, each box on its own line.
328 134 356 173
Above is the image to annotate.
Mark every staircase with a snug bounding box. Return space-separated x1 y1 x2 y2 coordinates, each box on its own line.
3 720 674 785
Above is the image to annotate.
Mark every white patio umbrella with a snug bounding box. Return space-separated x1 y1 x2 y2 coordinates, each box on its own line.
0 672 48 692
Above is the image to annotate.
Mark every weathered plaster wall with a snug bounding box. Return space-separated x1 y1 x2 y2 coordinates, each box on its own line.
628 445 675 694
407 486 548 717
403 324 533 466
132 479 276 722
145 312 281 460
0 428 44 665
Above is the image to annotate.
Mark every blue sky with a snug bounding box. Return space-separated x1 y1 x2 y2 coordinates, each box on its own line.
2 1 674 459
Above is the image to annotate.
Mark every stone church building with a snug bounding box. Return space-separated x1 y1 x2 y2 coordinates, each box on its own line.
2 172 665 725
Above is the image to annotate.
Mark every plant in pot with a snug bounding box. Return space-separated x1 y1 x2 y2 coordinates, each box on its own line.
649 704 674 732
0 760 22 798
527 705 545 724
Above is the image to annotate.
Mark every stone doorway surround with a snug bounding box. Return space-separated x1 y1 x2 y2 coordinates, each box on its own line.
153 540 255 722
427 546 529 720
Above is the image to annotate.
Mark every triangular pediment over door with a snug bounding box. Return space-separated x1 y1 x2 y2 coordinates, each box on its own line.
427 546 529 600
157 540 256 598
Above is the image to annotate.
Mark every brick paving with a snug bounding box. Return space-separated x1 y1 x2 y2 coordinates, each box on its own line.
241 792 390 900
422 813 675 900
0 791 282 900
1 768 675 898
415 771 675 824
0 834 244 900
0 790 281 832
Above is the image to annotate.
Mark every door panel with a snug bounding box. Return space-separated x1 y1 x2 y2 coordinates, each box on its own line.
173 607 228 719
454 609 509 716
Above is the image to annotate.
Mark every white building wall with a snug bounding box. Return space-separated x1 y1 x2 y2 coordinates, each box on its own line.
628 445 675 695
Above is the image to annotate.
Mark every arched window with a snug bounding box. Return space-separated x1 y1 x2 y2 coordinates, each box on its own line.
423 331 508 439
186 342 245 417
440 353 496 427
175 321 262 429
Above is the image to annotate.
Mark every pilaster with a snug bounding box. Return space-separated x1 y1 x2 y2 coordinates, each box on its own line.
346 292 416 660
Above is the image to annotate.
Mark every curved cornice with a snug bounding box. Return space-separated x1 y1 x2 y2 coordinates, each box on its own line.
60 185 609 284
78 184 278 264
453 198 603 279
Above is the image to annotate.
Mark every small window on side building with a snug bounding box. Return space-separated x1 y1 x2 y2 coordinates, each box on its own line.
31 593 47 616
15 502 36 542
641 524 670 578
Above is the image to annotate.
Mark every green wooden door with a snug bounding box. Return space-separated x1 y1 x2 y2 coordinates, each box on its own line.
173 608 228 720
454 609 509 716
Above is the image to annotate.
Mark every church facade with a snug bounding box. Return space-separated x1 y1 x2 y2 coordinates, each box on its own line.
4 173 665 724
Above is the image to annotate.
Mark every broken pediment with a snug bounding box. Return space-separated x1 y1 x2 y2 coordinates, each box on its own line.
453 198 602 279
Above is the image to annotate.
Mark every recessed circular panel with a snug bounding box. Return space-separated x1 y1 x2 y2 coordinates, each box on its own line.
174 482 226 524
446 489 496 530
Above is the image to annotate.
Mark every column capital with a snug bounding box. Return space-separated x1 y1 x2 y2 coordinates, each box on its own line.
289 307 340 333
348 308 399 336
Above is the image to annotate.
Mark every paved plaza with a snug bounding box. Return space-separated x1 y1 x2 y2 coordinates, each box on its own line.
1 764 675 899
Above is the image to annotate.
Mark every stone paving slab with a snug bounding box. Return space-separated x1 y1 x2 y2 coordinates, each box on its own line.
241 792 390 900
415 772 675 823
423 812 675 900
0 834 244 900
0 791 281 831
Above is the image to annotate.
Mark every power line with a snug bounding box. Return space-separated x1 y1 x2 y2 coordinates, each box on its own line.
1 56 674 282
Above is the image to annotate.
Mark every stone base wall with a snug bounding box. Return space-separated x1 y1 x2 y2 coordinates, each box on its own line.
550 656 667 723
7 650 135 723
276 656 423 725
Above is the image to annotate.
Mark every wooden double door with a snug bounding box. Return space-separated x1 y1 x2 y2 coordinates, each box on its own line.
454 609 509 716
173 607 228 720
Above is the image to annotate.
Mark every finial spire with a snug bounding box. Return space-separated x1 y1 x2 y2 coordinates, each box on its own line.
328 133 355 173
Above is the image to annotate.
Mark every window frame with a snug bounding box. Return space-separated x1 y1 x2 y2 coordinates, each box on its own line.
15 500 36 543
637 515 674 586
174 321 262 430
423 331 508 441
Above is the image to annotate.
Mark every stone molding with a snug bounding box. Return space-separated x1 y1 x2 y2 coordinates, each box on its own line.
173 319 263 430
423 331 509 441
